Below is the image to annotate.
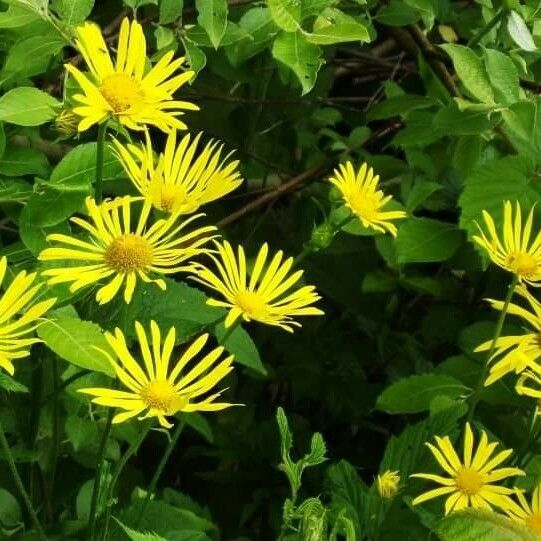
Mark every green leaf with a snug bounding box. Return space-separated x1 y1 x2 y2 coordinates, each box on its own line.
214 322 266 375
20 188 87 227
395 217 463 264
272 31 323 95
115 519 168 541
440 44 494 104
376 374 469 414
159 0 183 24
267 0 301 32
483 48 519 105
38 316 115 377
0 146 49 176
51 0 94 25
0 4 40 28
433 105 495 136
367 94 436 120
301 0 333 19
47 142 124 192
501 100 541 162
375 0 419 26
435 509 540 541
195 0 228 49
0 372 29 393
1 35 66 82
181 412 213 443
0 88 60 126
306 8 369 45
0 489 21 528
0 178 32 203
65 415 99 452
507 10 536 52
181 38 207 76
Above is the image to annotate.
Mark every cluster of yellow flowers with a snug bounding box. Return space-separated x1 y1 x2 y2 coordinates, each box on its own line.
2 17 407 431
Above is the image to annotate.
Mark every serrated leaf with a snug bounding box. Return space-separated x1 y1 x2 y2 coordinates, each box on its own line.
435 509 540 541
196 0 228 48
272 31 323 95
0 87 60 126
440 44 494 104
395 217 463 263
38 316 115 377
115 519 168 541
376 374 469 414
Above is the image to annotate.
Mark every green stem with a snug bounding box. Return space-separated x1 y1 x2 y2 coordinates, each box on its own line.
94 121 108 204
88 408 114 541
467 275 518 420
467 8 505 47
136 421 186 528
0 419 47 540
100 419 153 541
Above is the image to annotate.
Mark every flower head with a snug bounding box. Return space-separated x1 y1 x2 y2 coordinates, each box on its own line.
475 286 541 386
377 470 400 499
473 201 541 285
0 258 56 374
79 321 236 428
55 108 79 136
329 161 406 236
411 422 524 515
38 196 215 305
192 241 324 332
112 130 243 214
66 17 198 132
506 483 541 533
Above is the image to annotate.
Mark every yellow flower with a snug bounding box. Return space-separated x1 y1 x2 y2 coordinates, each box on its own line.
0 258 56 374
192 241 324 332
38 196 215 305
516 366 541 403
411 422 524 515
506 483 541 533
328 161 406 237
79 321 236 428
473 201 541 285
112 129 243 214
66 17 198 132
55 108 79 136
377 470 400 499
475 285 541 386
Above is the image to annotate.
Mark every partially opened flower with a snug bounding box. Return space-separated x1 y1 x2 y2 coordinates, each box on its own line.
475 286 541 386
506 483 541 533
112 129 243 214
377 470 400 499
473 201 541 285
0 258 56 374
39 196 215 305
329 161 406 236
411 422 523 515
66 17 198 132
192 241 324 332
79 321 236 428
516 366 541 404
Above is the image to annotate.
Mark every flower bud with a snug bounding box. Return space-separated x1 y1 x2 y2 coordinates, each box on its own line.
377 470 400 499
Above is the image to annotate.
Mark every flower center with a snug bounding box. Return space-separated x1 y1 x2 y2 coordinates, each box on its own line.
99 73 142 113
104 234 153 273
140 380 179 412
159 184 188 213
235 291 269 320
506 252 539 278
526 513 541 533
455 467 484 495
348 192 380 221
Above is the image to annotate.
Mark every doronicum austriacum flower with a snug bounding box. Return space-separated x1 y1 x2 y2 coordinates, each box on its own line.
65 17 198 132
0 257 56 375
79 321 236 428
505 483 541 533
112 129 243 214
38 196 216 305
474 201 541 285
474 285 541 386
377 470 400 499
328 161 406 237
411 422 524 515
191 241 324 332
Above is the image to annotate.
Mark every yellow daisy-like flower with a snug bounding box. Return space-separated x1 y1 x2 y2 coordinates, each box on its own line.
192 241 324 332
473 201 541 285
411 422 524 515
38 196 215 305
0 258 56 374
112 129 243 214
377 470 400 499
55 108 79 136
79 321 236 428
66 17 198 132
506 483 541 533
328 161 406 237
475 286 541 386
